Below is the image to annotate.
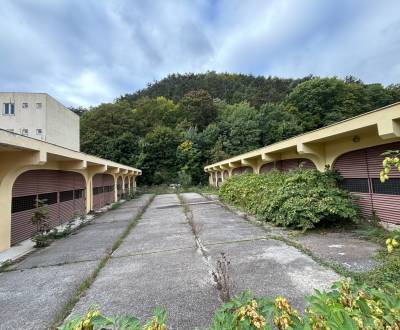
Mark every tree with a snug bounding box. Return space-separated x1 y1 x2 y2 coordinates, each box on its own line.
137 126 182 185
259 103 304 145
179 90 217 130
283 77 395 131
217 102 262 157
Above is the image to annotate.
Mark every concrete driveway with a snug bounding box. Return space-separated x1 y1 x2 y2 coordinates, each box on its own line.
0 193 342 329
71 193 339 329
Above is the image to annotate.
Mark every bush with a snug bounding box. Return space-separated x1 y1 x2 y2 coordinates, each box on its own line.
211 279 400 329
59 307 167 330
219 169 358 230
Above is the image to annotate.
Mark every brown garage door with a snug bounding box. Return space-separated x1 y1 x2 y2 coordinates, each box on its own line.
93 174 115 210
11 170 86 245
333 142 400 224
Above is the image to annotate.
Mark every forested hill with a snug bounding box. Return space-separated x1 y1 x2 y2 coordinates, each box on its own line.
119 72 310 108
80 73 400 186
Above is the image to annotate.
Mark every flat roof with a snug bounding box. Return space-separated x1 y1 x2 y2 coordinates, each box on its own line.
0 128 141 175
205 102 400 170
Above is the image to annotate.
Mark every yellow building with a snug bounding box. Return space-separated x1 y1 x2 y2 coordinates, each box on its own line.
205 102 400 226
0 96 141 253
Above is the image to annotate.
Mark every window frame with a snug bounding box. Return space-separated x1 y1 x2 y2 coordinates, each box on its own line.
4 103 15 116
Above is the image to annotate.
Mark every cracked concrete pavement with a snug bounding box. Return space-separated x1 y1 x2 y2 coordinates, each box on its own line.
70 193 341 329
0 194 153 329
1 192 378 330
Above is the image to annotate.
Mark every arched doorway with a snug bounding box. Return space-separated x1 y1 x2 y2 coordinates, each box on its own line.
11 170 86 245
117 176 123 200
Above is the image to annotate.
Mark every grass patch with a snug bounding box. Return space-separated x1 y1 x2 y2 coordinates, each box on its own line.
109 201 123 210
50 194 155 329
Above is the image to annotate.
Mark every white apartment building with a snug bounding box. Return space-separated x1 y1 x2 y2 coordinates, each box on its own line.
0 92 80 151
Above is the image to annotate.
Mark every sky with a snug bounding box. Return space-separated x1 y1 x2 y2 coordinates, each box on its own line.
1 0 400 107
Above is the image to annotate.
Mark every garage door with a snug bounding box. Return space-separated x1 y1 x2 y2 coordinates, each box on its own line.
11 170 86 245
92 174 115 210
333 142 400 224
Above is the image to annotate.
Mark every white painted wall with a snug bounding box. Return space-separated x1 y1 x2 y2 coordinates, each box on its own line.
0 93 80 151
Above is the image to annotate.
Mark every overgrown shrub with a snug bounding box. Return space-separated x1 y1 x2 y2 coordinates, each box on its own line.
59 307 167 330
211 279 400 330
219 169 358 230
31 198 51 247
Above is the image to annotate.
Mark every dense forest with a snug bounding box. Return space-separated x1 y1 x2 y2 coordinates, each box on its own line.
78 72 400 185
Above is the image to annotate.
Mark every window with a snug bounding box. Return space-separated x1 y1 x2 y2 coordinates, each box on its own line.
339 178 370 193
38 192 58 205
36 129 43 135
36 102 42 109
12 195 37 213
104 185 114 192
22 102 28 108
4 103 15 115
74 189 84 199
21 128 29 136
59 190 74 202
93 186 104 195
372 178 400 195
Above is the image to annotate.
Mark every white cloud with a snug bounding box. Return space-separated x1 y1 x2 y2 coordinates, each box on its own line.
0 0 399 107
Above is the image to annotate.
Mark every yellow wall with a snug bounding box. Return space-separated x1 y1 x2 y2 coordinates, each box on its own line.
0 130 141 252
205 103 400 185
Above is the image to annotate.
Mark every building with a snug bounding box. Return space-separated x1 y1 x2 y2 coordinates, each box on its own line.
204 102 400 226
0 92 80 151
0 94 141 253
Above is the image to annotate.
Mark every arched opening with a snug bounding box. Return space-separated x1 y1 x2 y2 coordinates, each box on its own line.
333 142 400 224
117 176 123 200
232 166 253 176
216 172 223 187
11 170 86 245
223 170 229 180
93 174 115 211
260 158 316 174
124 177 129 193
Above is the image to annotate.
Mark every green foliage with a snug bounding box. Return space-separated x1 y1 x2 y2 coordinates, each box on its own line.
120 72 309 108
361 250 400 290
211 280 400 330
219 170 358 230
80 73 400 186
210 290 273 329
380 150 400 182
284 77 398 131
59 307 167 330
59 282 400 330
31 199 51 247
137 126 182 185
179 89 217 130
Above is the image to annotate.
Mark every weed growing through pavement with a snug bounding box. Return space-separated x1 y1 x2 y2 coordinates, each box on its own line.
212 253 233 302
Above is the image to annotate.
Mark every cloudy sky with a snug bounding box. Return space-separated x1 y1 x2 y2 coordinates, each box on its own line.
1 0 400 107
